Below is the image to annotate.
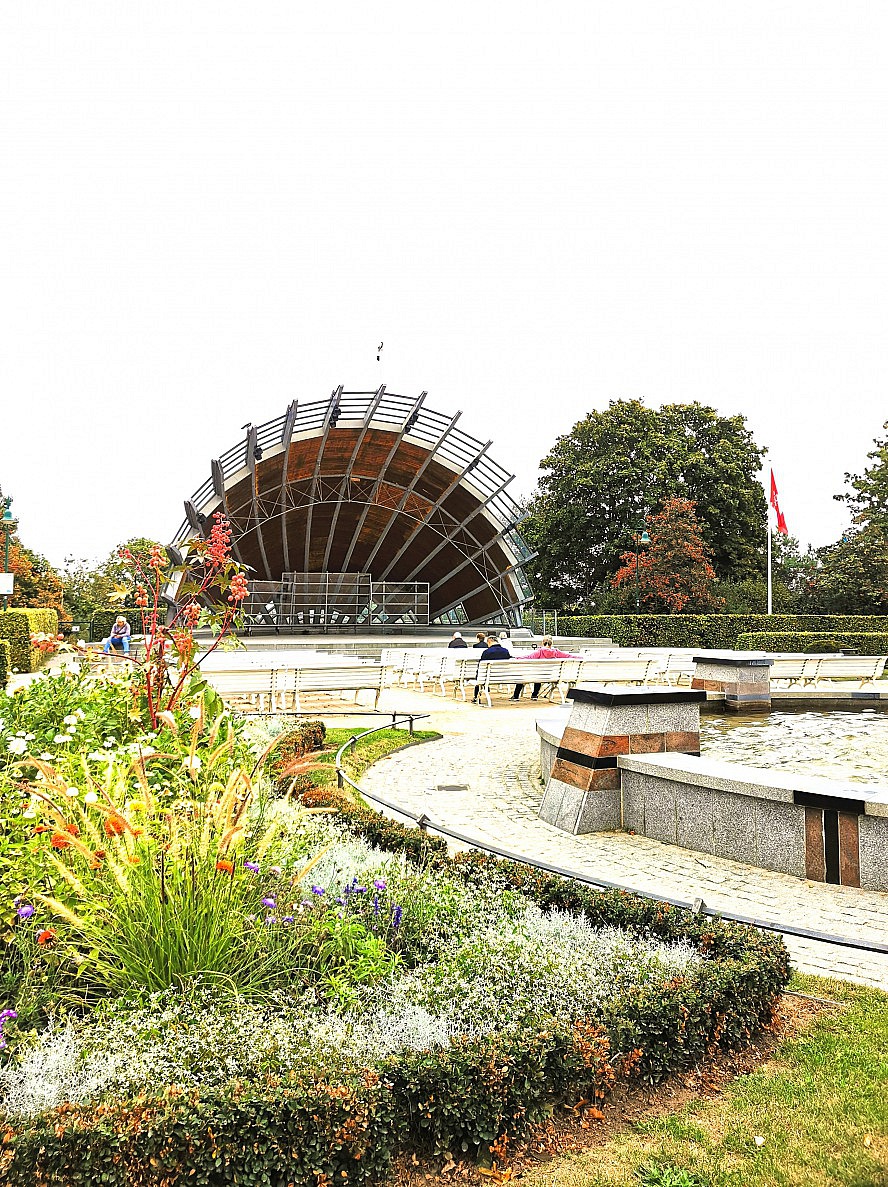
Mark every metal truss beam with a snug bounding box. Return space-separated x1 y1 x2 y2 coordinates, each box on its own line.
434 558 529 621
322 385 386 574
377 441 492 581
427 517 522 594
246 424 273 580
278 400 299 572
338 390 427 574
361 410 461 576
401 473 514 584
304 386 343 572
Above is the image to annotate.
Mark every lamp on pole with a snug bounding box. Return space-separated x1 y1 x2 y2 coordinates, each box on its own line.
1 497 18 611
634 527 650 612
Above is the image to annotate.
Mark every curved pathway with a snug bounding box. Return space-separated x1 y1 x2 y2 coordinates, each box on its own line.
359 688 888 991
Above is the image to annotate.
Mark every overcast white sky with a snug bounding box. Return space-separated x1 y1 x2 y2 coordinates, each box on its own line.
1 1 886 568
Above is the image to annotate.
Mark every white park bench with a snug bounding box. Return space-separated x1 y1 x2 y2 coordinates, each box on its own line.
473 659 576 707
202 667 279 713
576 657 661 686
285 664 386 710
804 655 887 687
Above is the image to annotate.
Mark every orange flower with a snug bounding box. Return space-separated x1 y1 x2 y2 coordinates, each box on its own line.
36 928 56 945
89 854 103 869
104 816 126 837
128 856 141 866
64 822 79 837
33 824 48 834
131 827 145 838
215 859 234 874
94 848 107 859
50 832 71 850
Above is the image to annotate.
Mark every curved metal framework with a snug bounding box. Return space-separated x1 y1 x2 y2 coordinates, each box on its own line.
171 388 536 626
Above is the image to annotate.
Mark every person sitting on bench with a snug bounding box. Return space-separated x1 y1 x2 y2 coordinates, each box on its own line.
103 616 131 655
511 636 579 700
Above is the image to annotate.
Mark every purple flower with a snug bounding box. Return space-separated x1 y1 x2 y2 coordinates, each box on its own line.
264 915 277 926
270 866 282 875
373 878 387 891
392 905 403 928
0 1008 17 1051
311 885 325 895
373 895 380 918
354 885 366 895
281 915 295 924
261 897 276 908
244 861 260 873
16 904 35 920
336 896 346 906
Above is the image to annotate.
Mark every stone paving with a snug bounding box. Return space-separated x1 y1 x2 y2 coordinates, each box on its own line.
357 687 888 991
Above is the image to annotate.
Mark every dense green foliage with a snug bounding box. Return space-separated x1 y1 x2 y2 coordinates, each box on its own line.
835 419 888 532
62 538 169 625
0 641 7 687
805 526 888 614
0 609 59 673
540 613 888 647
737 631 888 654
522 401 767 607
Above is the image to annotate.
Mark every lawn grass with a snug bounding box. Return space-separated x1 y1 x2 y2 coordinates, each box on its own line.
300 725 440 791
521 974 888 1187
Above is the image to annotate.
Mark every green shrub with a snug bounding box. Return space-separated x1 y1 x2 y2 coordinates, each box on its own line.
0 638 8 687
89 608 145 643
737 630 888 655
0 609 60 673
546 613 888 649
2 762 790 1185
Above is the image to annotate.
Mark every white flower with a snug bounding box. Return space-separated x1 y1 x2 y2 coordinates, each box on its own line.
6 737 27 755
84 791 99 804
87 751 105 761
39 752 53 761
66 725 77 734
65 787 79 798
63 715 78 726
188 706 201 720
103 739 115 748
21 809 36 819
53 734 71 744
25 733 35 741
183 755 202 773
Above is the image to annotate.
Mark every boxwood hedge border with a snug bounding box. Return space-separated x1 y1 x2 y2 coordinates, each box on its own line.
1 758 791 1187
549 612 888 648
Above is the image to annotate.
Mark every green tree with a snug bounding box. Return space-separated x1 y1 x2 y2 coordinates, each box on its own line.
806 526 888 614
612 498 723 613
836 420 888 531
61 537 168 623
522 401 767 608
0 486 64 611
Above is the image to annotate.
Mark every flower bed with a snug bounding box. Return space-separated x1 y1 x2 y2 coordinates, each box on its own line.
0 663 790 1186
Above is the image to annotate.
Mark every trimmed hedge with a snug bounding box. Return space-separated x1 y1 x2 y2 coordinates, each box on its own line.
0 608 59 673
0 638 8 686
737 630 888 655
2 750 790 1186
89 608 145 643
549 613 888 648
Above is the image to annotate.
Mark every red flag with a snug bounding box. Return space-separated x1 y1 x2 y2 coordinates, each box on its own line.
769 469 788 535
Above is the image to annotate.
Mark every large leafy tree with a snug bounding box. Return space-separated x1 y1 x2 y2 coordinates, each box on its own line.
806 526 888 614
62 537 168 622
522 401 767 608
612 498 723 613
0 487 64 611
835 420 888 531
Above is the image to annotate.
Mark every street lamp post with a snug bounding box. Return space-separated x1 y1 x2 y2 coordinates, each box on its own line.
1 497 17 611
634 528 651 612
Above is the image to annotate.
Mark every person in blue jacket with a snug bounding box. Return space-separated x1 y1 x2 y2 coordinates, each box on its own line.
473 634 511 702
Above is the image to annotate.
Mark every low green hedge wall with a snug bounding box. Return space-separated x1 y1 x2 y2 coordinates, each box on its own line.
0 638 9 686
737 630 888 655
2 762 790 1186
0 609 59 673
89 608 145 643
549 613 888 648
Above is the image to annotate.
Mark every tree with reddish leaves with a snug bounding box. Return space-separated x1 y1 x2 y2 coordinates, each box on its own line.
612 498 724 613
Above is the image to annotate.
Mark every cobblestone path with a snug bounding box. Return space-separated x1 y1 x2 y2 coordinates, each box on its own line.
359 689 888 990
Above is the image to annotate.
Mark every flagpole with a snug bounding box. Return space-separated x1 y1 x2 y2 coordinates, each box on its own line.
766 517 772 615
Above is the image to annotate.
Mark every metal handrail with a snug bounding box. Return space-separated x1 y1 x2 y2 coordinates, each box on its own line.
333 720 888 958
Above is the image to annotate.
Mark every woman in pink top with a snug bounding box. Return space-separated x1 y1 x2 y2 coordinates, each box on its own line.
511 637 580 700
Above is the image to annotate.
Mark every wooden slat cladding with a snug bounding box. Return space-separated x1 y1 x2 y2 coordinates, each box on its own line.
218 426 522 620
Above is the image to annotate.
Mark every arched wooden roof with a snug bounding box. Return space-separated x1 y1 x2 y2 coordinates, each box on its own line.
171 387 535 624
